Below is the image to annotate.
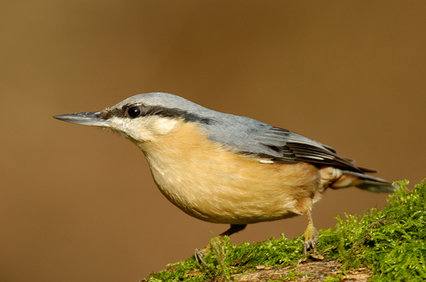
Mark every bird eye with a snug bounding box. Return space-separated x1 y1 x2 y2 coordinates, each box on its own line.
127 106 141 118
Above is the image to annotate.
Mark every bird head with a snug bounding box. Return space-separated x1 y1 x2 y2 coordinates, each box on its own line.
54 92 214 144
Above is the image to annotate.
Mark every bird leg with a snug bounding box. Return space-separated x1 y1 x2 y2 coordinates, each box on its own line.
303 209 319 254
194 224 247 265
220 224 247 236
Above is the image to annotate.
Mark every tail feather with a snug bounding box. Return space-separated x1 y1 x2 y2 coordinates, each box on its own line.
339 170 397 193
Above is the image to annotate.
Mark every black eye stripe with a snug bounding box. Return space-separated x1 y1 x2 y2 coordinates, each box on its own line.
100 103 213 125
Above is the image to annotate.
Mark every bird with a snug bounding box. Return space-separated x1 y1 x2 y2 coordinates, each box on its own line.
54 92 395 257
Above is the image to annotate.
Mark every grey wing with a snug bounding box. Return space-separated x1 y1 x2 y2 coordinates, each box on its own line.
205 116 372 173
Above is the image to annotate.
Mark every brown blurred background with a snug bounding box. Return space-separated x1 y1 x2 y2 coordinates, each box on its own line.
1 1 425 281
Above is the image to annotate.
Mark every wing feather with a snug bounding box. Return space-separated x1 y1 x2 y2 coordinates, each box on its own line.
256 127 370 172
204 114 373 173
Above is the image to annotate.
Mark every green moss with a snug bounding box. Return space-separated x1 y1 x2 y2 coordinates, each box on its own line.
325 179 426 281
147 180 425 281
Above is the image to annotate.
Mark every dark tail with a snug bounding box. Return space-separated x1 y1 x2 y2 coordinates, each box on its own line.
332 170 397 193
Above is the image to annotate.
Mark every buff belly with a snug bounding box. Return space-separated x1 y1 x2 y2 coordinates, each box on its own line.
149 159 322 224
138 121 322 224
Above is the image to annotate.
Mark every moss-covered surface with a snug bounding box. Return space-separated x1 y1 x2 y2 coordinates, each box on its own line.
145 180 425 281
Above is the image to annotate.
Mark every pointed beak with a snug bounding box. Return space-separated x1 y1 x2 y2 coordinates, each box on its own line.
53 112 110 127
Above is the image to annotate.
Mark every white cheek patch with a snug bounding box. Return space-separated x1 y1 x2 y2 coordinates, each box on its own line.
109 117 129 132
109 117 152 141
108 116 178 142
152 118 179 135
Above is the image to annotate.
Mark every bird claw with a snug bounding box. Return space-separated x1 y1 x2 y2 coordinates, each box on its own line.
303 239 324 260
303 239 316 254
194 248 208 266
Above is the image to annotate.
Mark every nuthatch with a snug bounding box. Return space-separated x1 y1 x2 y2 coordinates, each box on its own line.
54 92 395 255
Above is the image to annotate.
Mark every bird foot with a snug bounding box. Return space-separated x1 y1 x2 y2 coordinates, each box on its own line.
303 221 323 259
303 238 317 254
194 247 209 266
303 239 324 260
